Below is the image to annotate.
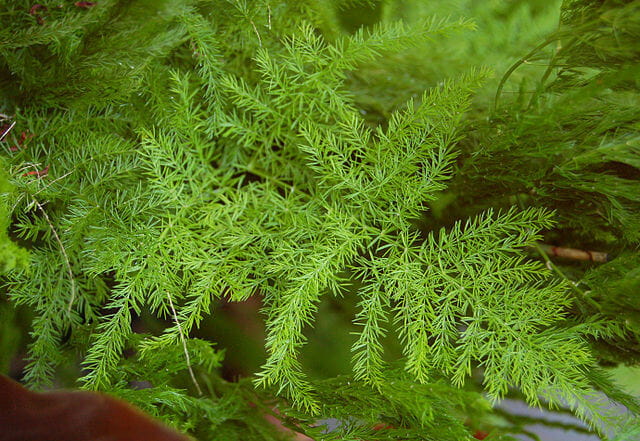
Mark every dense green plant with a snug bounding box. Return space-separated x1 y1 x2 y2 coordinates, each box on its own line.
1 0 639 440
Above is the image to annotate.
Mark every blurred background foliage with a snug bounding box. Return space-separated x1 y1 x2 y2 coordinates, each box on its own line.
1 0 639 440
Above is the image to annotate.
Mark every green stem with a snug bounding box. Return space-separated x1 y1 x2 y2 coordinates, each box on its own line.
494 37 557 112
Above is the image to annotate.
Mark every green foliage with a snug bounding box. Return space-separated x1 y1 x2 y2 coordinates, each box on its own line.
1 0 639 440
286 369 492 441
0 161 29 272
452 0 640 244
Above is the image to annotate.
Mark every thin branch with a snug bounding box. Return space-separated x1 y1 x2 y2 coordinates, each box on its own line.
515 195 601 311
538 244 608 263
1 121 16 142
494 37 556 111
33 170 74 195
532 241 602 312
267 3 272 30
250 17 262 47
33 198 77 313
166 292 203 396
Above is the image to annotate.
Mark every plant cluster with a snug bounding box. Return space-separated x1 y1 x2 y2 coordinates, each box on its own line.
1 0 639 440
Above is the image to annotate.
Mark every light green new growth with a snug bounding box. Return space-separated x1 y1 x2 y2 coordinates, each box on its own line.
1 0 639 440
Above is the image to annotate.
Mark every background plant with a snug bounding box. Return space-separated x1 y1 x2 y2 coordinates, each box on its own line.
1 1 639 440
